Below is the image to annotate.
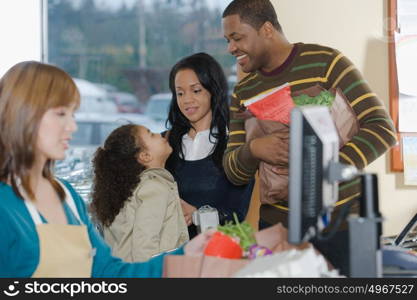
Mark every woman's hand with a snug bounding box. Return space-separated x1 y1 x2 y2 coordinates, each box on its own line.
180 199 196 226
184 229 216 256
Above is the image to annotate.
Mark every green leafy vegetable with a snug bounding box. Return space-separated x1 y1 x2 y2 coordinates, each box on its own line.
217 213 257 252
293 90 335 107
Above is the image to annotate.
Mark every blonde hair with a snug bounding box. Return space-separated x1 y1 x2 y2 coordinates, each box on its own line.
0 61 80 201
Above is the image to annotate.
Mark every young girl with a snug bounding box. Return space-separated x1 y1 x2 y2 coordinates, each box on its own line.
0 61 210 277
166 52 255 238
90 124 189 262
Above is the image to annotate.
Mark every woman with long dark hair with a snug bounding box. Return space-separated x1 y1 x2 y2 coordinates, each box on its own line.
166 52 254 238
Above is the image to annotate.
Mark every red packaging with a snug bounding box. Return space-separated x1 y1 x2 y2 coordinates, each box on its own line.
204 231 243 259
163 223 314 278
244 83 293 124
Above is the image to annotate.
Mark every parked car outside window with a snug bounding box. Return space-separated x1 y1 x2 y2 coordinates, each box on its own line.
145 93 172 122
112 91 144 114
73 78 118 114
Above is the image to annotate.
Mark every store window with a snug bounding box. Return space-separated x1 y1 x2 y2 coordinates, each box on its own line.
47 0 234 200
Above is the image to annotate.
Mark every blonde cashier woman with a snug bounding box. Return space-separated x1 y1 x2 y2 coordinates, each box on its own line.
0 61 213 277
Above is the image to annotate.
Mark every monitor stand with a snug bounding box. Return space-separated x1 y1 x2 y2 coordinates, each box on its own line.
348 174 383 277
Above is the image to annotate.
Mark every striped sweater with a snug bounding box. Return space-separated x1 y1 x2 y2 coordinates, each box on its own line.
223 43 397 211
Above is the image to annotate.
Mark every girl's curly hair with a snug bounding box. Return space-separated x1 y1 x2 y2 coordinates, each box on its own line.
90 124 145 227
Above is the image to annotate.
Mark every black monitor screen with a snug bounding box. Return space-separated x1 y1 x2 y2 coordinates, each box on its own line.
288 106 339 244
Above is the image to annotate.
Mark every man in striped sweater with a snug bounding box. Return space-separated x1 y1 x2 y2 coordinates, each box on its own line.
222 0 396 275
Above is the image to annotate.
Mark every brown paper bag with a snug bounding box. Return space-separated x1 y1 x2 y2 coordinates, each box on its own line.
162 255 249 278
292 85 359 147
245 118 289 205
163 223 310 278
244 85 359 206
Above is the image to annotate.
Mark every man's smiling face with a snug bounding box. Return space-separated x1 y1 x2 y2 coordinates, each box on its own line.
223 14 269 73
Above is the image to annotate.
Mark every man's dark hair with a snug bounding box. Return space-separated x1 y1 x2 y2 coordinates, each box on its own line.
222 0 282 33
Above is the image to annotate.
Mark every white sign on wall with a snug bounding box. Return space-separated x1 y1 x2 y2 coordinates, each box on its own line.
0 0 42 78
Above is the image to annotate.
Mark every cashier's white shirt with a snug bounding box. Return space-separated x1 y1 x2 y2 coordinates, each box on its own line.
181 129 217 161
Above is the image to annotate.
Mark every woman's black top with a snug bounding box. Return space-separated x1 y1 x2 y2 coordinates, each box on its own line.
167 154 254 238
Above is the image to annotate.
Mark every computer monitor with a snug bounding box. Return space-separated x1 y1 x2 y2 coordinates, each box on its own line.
288 106 340 244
